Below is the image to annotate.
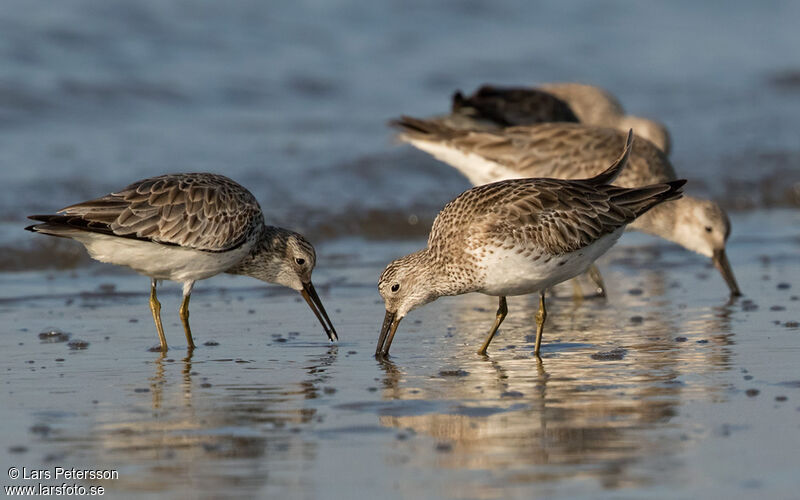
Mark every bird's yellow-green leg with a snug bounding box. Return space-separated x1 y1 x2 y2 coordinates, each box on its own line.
179 281 196 350
478 296 507 355
534 291 547 356
571 279 585 304
149 279 168 352
179 293 195 349
588 264 607 298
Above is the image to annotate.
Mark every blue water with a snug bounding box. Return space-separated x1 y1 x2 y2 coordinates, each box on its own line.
1 3 800 498
2 0 799 251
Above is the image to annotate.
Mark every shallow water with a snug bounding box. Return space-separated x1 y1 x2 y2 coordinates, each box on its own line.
2 1 800 498
2 211 800 499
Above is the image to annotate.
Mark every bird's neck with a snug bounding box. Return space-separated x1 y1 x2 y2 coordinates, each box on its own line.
629 202 676 238
629 196 707 257
225 224 281 278
415 247 476 298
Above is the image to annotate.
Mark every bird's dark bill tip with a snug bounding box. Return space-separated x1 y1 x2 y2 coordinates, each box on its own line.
301 282 337 342
713 249 741 297
376 310 400 358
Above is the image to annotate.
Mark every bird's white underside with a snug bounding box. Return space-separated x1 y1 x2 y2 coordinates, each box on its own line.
63 230 250 282
407 138 628 295
407 138 524 186
471 229 624 296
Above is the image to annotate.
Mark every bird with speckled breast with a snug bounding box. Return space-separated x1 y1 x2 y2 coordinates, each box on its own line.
376 132 686 358
390 116 740 298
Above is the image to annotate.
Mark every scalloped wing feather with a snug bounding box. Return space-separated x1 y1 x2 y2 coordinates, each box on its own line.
57 173 263 251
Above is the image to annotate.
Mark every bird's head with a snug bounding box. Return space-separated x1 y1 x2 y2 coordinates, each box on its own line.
229 228 337 340
375 251 440 357
671 198 740 296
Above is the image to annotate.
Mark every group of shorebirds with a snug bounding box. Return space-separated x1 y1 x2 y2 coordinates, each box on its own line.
26 82 740 360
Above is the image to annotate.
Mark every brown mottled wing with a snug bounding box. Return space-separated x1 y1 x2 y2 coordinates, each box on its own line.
56 173 263 251
430 179 642 256
451 123 676 186
394 118 676 188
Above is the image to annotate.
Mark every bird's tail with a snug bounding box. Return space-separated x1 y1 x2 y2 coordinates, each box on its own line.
25 215 63 234
608 179 687 219
388 115 465 141
25 214 112 239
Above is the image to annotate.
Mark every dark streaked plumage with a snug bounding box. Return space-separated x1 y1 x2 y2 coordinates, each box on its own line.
451 85 579 128
391 117 740 296
26 173 337 351
445 83 671 154
430 176 684 258
376 133 687 358
30 173 264 252
392 118 672 186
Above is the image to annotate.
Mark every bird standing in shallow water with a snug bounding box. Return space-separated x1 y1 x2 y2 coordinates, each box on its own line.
26 173 337 351
391 117 740 297
376 132 686 358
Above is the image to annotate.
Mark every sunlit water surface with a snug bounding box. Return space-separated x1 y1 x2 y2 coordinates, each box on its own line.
2 212 799 499
2 1 800 498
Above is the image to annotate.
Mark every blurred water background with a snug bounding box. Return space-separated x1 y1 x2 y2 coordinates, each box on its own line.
1 0 799 269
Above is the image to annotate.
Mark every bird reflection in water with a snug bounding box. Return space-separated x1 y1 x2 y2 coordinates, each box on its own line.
78 345 340 495
372 272 735 492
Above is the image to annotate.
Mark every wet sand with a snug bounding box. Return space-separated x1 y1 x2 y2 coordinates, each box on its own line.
2 1 799 497
1 210 799 499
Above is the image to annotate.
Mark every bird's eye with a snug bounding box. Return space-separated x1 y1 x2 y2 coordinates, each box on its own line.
391 283 400 293
295 258 305 265
705 226 712 233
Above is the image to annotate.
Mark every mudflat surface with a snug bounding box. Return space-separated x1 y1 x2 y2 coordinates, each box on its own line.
2 212 799 499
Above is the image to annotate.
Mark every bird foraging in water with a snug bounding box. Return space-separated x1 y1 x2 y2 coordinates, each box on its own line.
376 132 686 358
390 117 740 297
26 173 337 351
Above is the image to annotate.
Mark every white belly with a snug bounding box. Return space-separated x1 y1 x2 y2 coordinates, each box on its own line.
71 232 250 282
407 139 523 186
473 229 624 296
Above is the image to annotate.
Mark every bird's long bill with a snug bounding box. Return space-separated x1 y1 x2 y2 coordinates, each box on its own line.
376 310 401 358
301 282 338 342
713 248 741 297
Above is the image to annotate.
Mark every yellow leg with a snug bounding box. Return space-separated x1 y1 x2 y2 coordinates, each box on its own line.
179 293 195 350
150 279 167 352
534 291 547 356
571 279 584 305
588 264 607 298
478 296 507 355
